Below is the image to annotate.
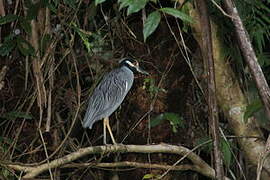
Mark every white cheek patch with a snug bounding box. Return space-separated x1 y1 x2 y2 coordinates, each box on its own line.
126 60 136 68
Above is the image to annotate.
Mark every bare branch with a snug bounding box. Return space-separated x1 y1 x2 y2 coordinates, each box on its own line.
5 144 226 179
223 0 270 120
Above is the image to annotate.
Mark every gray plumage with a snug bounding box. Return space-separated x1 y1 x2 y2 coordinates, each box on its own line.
82 65 134 129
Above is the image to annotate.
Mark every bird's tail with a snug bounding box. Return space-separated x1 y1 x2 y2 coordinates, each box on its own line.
82 115 95 129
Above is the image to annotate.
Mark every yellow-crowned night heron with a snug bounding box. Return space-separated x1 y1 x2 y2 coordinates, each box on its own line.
82 58 148 144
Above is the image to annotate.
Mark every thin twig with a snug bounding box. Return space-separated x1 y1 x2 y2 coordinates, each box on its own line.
210 0 234 19
38 129 53 179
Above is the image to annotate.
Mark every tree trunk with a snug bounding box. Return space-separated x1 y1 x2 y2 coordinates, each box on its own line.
188 3 270 179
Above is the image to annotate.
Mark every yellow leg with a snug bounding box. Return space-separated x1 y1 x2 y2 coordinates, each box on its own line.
103 118 107 144
104 117 117 144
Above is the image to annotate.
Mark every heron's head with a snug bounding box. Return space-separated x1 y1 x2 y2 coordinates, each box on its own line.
119 58 149 75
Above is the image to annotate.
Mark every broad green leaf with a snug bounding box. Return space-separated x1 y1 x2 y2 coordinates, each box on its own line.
118 0 147 15
143 174 155 179
143 11 161 42
0 14 18 25
160 8 194 23
95 0 107 5
244 99 262 121
221 139 232 167
0 111 33 120
16 37 35 56
196 137 233 167
127 0 147 15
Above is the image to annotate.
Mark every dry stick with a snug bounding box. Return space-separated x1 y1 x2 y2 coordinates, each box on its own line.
38 129 53 180
62 161 194 170
7 144 230 179
223 0 270 120
0 65 8 91
45 6 53 132
30 19 47 112
0 0 5 16
46 83 52 132
196 0 224 179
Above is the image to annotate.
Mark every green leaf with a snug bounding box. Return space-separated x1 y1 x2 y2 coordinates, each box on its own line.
196 137 232 167
71 23 92 52
118 0 147 15
221 139 232 167
0 111 33 120
127 0 147 15
95 0 107 5
16 37 35 56
143 77 166 98
143 11 161 42
0 39 16 56
164 112 184 133
244 99 263 121
0 14 18 25
20 18 32 34
150 113 183 133
143 174 155 179
159 8 194 23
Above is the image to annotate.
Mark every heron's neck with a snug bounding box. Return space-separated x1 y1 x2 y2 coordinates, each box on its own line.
122 65 136 74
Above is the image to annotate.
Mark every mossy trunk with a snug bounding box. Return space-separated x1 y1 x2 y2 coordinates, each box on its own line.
189 3 270 179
